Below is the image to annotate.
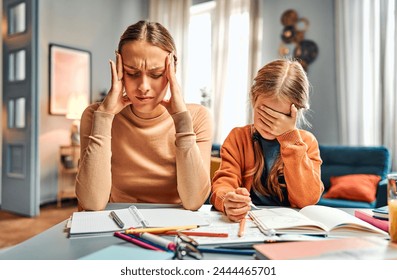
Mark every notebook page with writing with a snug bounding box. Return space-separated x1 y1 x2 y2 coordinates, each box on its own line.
249 207 329 235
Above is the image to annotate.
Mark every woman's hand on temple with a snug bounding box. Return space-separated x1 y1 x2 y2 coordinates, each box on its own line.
223 188 252 222
160 53 187 115
98 52 132 115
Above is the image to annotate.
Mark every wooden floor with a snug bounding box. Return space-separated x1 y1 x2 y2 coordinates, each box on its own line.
0 199 78 250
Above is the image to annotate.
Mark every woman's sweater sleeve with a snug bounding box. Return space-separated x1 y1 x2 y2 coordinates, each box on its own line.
172 107 213 210
75 105 114 211
277 129 324 208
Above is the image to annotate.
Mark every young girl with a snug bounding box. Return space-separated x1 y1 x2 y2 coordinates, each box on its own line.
210 59 324 222
75 21 212 211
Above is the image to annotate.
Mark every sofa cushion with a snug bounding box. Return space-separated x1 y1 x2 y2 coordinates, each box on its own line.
322 174 381 202
319 146 390 192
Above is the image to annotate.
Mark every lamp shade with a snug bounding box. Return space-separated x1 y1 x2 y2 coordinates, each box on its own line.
66 93 88 120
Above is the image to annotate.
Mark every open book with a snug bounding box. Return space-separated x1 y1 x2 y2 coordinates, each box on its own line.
248 205 389 238
69 206 210 237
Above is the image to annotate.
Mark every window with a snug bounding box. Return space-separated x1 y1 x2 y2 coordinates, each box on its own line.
185 2 213 106
186 1 251 143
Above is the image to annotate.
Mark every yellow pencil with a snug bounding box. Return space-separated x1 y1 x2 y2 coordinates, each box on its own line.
125 224 199 234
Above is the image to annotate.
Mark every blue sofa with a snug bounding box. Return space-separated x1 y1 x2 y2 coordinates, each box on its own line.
211 144 392 208
317 145 391 208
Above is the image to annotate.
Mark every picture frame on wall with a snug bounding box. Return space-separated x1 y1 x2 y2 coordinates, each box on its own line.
49 44 91 115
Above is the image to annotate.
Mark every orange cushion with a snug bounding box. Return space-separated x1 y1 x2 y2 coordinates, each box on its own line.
322 174 381 202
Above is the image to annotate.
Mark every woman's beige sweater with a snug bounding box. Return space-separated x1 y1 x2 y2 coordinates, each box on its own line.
75 103 213 211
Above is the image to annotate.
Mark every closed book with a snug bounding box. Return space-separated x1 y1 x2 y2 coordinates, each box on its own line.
354 209 389 232
253 236 397 260
372 206 389 220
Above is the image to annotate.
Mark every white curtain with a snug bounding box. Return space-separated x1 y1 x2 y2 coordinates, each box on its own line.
335 0 397 170
383 0 397 171
211 0 262 143
149 0 191 90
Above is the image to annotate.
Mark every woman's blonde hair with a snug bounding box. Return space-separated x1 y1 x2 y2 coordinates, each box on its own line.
118 20 177 69
248 59 310 201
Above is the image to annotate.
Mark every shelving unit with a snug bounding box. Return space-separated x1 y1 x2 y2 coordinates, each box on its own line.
57 145 80 207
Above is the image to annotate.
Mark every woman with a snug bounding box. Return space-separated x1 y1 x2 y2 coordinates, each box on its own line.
210 59 323 222
76 21 212 211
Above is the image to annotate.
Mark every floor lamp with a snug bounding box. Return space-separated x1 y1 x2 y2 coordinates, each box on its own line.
66 93 88 146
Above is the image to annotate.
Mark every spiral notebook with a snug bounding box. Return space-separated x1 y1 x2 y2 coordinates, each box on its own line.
69 206 210 237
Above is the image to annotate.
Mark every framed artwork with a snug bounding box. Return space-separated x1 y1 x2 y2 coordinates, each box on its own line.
49 44 91 115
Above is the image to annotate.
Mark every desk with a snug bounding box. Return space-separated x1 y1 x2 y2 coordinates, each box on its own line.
0 204 252 260
0 205 393 260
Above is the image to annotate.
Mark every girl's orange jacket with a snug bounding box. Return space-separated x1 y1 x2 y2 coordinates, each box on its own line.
210 125 324 212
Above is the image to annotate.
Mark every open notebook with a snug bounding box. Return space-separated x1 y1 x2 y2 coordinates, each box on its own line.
249 205 389 238
69 206 210 237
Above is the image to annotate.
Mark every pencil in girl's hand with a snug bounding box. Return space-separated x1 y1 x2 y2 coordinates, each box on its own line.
238 218 246 237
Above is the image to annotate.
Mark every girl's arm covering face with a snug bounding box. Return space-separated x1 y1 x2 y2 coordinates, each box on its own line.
255 104 297 138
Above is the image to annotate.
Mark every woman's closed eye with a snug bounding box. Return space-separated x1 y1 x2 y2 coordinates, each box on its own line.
124 71 164 79
125 71 141 78
149 72 164 79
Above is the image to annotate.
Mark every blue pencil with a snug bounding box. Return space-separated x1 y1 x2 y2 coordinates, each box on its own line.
198 247 255 256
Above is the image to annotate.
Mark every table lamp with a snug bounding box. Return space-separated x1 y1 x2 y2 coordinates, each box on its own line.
66 93 88 146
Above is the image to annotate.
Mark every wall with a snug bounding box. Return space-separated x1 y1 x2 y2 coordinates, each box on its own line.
1 0 337 206
261 0 338 145
38 0 147 203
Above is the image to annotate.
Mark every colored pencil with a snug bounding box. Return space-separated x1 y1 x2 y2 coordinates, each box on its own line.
238 218 246 237
125 224 198 234
198 247 255 256
161 231 229 237
114 232 163 251
133 232 177 251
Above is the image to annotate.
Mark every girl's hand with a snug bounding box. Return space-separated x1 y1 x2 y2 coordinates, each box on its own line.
257 104 298 137
97 52 132 115
223 188 251 222
160 53 187 115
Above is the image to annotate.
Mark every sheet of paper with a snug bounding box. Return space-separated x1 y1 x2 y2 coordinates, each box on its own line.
189 211 271 245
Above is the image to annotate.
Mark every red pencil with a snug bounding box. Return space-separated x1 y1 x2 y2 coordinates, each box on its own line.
114 232 164 251
160 231 228 237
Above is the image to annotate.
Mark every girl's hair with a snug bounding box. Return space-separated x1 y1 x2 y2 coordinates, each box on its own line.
248 59 310 201
118 20 177 68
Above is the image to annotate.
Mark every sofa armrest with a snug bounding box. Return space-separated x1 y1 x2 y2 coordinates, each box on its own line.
375 178 388 208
